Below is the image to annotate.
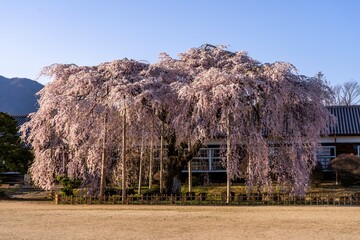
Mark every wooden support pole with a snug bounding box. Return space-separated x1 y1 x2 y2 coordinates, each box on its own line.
226 111 231 204
122 108 127 203
99 112 107 197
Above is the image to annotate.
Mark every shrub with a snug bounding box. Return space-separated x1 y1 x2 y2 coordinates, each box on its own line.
104 187 136 196
330 154 360 186
56 175 81 196
105 188 120 196
340 175 354 187
142 188 160 196
126 187 136 195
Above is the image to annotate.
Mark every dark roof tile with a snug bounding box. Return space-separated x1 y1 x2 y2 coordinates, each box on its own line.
327 105 360 135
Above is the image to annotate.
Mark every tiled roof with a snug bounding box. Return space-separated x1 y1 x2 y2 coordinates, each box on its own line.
327 105 360 135
11 115 29 127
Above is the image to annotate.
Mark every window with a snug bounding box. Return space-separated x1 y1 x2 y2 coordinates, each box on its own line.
211 158 224 170
191 159 209 171
317 146 336 170
196 149 208 158
211 149 221 158
153 148 167 172
183 146 226 172
191 148 210 171
210 149 225 171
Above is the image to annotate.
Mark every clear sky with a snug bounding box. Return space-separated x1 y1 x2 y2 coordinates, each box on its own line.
0 0 359 85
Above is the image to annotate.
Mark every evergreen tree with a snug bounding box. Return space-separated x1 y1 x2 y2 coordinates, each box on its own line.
0 112 33 173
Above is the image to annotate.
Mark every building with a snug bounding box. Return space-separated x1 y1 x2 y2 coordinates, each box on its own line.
181 106 360 181
318 105 360 170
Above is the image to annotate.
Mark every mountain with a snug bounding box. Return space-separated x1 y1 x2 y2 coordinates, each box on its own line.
0 76 44 115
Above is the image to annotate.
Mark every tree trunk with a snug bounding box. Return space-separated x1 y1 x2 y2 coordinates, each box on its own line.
121 109 127 203
99 113 107 197
164 132 202 194
172 176 182 193
138 134 144 195
164 156 183 194
226 112 231 204
149 120 154 190
164 145 202 194
159 121 165 194
62 150 66 174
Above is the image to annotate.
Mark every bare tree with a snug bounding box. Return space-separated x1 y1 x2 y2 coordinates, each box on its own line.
331 81 360 106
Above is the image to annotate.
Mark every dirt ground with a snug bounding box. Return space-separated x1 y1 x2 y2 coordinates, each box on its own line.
1 201 360 240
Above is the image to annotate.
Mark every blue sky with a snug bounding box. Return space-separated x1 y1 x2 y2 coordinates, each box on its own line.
0 0 359 85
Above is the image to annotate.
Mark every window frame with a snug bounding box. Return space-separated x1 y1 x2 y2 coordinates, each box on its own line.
317 146 336 171
183 147 226 172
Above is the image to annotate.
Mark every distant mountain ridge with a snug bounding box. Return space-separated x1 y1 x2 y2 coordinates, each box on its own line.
0 76 44 115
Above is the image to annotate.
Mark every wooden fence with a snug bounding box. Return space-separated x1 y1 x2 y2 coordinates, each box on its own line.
54 191 360 206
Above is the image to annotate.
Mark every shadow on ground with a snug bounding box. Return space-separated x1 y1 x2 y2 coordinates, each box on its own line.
0 187 52 201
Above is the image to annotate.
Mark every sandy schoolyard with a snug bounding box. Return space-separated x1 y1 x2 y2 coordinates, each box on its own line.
1 201 360 240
